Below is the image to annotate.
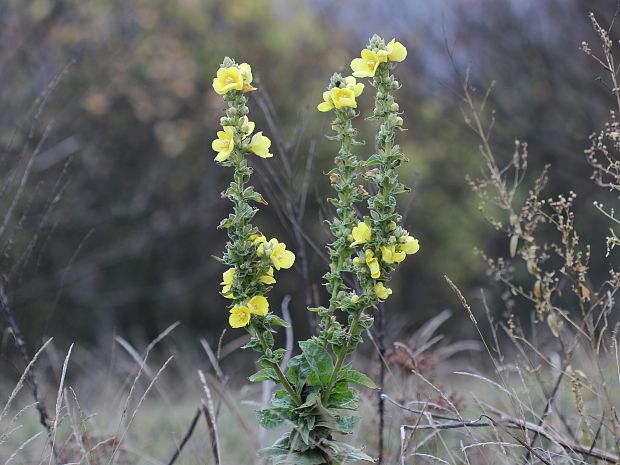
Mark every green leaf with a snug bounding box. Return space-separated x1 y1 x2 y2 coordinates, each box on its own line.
334 415 359 434
299 340 333 386
287 355 312 393
325 384 358 410
321 440 375 462
258 448 326 465
338 369 378 389
249 368 278 383
272 389 296 409
256 409 286 429
266 314 290 328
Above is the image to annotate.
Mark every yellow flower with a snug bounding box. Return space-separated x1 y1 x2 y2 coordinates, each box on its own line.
251 233 267 245
330 87 357 109
259 266 276 284
247 295 269 316
318 76 364 112
269 239 295 270
316 90 334 112
400 236 420 255
220 267 236 299
249 132 273 158
350 49 385 78
229 305 251 328
239 62 257 93
221 268 235 286
213 67 244 95
380 244 406 264
351 222 371 246
373 282 392 300
212 126 235 162
385 39 407 62
317 90 334 112
365 250 381 279
240 116 255 137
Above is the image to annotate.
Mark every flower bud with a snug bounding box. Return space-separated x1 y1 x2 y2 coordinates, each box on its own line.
395 116 403 127
387 221 397 231
329 173 341 184
390 102 399 112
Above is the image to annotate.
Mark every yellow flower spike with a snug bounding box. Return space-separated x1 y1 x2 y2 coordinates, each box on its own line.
386 39 407 62
351 222 371 246
249 132 273 158
365 250 381 279
212 126 235 162
212 67 244 95
247 295 269 317
270 240 295 270
259 266 276 284
350 49 384 78
317 91 335 112
400 236 420 255
229 305 251 328
373 282 392 300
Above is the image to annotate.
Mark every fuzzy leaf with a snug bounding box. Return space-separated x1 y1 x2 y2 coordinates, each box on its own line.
249 368 278 383
299 340 333 386
256 409 286 429
338 369 378 389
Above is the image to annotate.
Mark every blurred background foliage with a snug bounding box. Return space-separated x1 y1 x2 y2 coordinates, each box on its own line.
0 0 618 356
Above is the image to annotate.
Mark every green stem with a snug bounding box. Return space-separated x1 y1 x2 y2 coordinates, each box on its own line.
322 308 363 402
254 326 301 406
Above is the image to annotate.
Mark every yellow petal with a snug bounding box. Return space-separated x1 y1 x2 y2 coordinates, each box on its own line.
400 236 420 255
350 57 372 78
380 245 395 264
270 242 295 270
373 282 392 300
330 88 356 109
367 258 381 279
229 306 251 328
239 62 253 83
318 101 334 112
247 295 269 316
221 268 235 285
249 132 273 158
387 39 407 62
351 222 371 246
213 67 244 95
354 82 364 97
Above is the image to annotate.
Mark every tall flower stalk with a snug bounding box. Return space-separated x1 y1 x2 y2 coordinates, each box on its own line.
212 36 420 465
212 57 298 403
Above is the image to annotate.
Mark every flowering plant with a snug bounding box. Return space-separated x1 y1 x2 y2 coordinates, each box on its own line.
212 35 419 464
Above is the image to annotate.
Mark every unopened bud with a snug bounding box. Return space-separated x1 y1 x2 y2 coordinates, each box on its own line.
395 116 404 127
329 173 341 184
390 102 399 112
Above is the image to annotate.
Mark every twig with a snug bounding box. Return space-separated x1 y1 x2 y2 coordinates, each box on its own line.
385 394 620 464
0 278 59 463
166 408 202 465
199 370 221 465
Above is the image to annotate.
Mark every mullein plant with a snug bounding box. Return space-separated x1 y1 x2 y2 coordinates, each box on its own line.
211 36 419 465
